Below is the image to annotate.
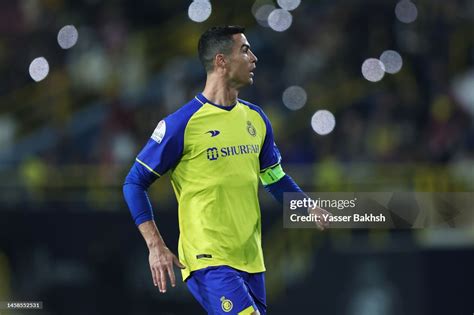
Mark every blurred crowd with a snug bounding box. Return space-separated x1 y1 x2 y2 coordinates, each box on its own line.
0 2 473 314
0 0 473 209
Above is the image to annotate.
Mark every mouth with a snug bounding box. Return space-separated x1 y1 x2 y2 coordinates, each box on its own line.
250 67 256 77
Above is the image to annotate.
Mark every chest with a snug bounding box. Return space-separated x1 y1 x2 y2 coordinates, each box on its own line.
183 106 265 162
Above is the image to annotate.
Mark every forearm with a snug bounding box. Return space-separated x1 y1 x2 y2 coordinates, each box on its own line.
123 162 169 248
123 162 158 225
123 182 154 225
138 220 167 250
264 174 305 204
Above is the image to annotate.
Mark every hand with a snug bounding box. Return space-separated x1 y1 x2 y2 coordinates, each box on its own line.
148 245 186 293
308 206 332 231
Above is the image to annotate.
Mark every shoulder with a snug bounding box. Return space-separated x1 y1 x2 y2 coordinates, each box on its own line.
150 97 203 142
238 98 263 113
165 97 204 125
238 98 271 125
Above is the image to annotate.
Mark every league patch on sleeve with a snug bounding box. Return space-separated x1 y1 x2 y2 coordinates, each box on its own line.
151 120 166 143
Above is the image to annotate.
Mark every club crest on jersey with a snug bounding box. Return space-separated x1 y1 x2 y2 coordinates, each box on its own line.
151 120 166 143
247 121 256 137
220 296 233 312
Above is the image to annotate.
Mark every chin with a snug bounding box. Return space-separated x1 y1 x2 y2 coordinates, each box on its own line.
234 78 253 89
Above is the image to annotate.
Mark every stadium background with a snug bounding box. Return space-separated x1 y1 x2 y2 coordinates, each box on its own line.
0 0 473 314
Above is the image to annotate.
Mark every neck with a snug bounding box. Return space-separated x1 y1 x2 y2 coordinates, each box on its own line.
202 72 239 107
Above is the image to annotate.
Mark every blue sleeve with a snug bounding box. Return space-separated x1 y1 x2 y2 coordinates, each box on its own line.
136 99 202 176
123 114 184 226
264 174 306 204
123 162 158 226
136 118 184 177
123 99 202 226
239 100 282 170
258 109 282 170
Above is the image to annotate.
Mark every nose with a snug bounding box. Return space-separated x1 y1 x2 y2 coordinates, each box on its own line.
250 50 258 63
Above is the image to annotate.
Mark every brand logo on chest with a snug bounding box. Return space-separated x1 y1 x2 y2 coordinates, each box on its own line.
206 144 260 161
205 130 220 137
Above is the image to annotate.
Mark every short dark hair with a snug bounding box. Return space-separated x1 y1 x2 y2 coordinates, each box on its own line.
198 25 245 72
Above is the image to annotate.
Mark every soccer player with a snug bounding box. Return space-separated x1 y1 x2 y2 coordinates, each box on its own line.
123 25 330 315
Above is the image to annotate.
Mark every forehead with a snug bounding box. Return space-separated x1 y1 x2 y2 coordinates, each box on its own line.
231 33 250 49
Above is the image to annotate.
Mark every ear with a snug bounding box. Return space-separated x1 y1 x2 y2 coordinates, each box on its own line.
214 53 226 69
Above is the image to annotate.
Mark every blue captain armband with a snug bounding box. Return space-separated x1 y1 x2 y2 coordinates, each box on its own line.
259 164 286 185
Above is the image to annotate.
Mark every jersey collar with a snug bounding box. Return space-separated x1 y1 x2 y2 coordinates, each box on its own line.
196 93 237 111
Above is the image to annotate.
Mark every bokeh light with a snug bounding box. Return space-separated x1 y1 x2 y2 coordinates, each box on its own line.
380 50 403 74
361 58 385 82
282 86 307 110
277 0 301 11
452 70 474 116
311 110 336 135
395 0 418 23
254 4 276 27
29 57 49 82
268 9 293 32
252 0 272 14
188 1 212 23
57 25 79 49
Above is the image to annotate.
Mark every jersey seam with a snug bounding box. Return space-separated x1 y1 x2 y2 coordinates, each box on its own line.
260 162 281 173
166 100 205 174
135 158 161 177
181 103 208 161
194 96 204 105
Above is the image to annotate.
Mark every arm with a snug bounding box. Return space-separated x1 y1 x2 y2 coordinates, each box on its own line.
137 220 185 293
261 165 331 231
123 112 194 291
251 104 331 229
261 165 304 204
123 162 185 293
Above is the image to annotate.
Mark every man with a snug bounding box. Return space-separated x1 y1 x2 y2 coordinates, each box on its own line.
123 25 330 315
